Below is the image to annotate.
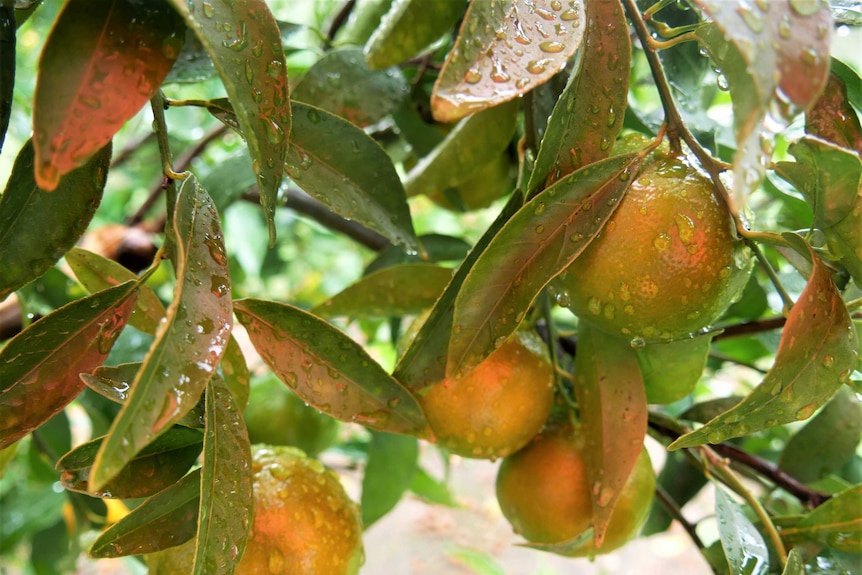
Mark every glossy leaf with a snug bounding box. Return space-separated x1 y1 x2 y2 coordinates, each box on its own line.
782 548 805 575
335 0 393 46
90 176 233 490
314 264 452 319
287 101 417 250
404 100 518 200
636 335 712 405
361 431 418 527
714 487 769 575
0 140 110 301
573 322 647 547
364 0 464 70
528 0 630 194
234 298 428 436
192 376 252 575
789 484 862 553
431 0 586 122
0 281 138 450
32 0 182 189
806 72 862 154
89 469 200 558
364 234 471 276
0 4 13 154
292 47 408 127
670 241 860 450
220 335 250 411
168 0 291 245
57 426 202 499
447 151 646 377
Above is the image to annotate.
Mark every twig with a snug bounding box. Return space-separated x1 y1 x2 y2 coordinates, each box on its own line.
327 0 355 42
110 132 156 169
654 484 712 557
713 316 787 341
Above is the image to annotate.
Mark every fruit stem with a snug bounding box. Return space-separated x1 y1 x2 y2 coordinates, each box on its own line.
538 295 579 411
748 241 796 312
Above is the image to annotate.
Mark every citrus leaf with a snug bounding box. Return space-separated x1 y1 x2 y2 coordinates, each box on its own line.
447 151 645 377
234 298 428 436
364 234 470 276
825 194 862 287
292 47 408 127
90 175 233 490
192 376 252 575
431 0 586 123
313 263 452 319
404 99 519 200
528 0 630 194
0 281 138 450
89 469 200 558
360 431 418 527
287 101 417 250
573 322 648 547
167 0 290 245
714 487 770 575
782 548 805 575
447 546 508 575
669 241 860 450
32 0 182 189
0 4 14 154
335 0 393 46
409 466 457 507
636 335 712 405
57 426 203 499
363 0 464 70
806 72 862 154
220 335 249 411
789 483 862 553
0 139 110 301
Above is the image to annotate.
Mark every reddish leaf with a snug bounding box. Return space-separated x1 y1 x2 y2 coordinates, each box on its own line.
806 72 862 155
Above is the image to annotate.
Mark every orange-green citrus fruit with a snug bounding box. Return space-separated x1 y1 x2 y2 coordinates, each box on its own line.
555 152 751 343
418 330 555 459
495 425 655 556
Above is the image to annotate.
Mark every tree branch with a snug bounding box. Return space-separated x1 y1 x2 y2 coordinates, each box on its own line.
713 316 787 341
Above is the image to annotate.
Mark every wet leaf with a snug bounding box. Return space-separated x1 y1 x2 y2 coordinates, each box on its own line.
0 4 14 154
784 484 862 554
192 376 252 575
335 0 393 46
0 140 110 301
404 100 518 200
90 176 232 490
234 298 428 436
714 487 769 575
364 234 470 276
287 101 417 250
782 548 804 575
528 0 630 194
431 0 586 123
806 72 862 154
361 431 418 527
89 469 200 558
364 0 464 70
573 322 648 547
57 426 203 499
0 281 138 450
637 335 712 405
313 264 452 319
292 47 408 127
220 335 250 411
670 241 859 450
32 0 182 189
168 0 290 245
447 151 646 377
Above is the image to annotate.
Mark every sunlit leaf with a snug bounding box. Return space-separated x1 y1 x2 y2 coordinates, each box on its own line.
573 322 648 547
528 0 630 194
90 176 232 490
234 298 428 436
32 0 182 189
0 4 14 154
714 487 769 575
168 0 290 245
314 264 452 319
447 151 646 377
0 281 138 450
806 72 862 154
637 335 712 404
783 484 862 554
670 240 859 450
287 101 417 250
0 140 110 301
361 431 418 527
431 0 586 123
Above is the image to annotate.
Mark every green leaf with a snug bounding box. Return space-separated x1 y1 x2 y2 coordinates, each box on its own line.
198 148 256 212
168 0 291 245
234 298 428 436
57 426 203 499
826 192 862 287
0 139 110 301
636 335 712 404
806 72 862 154
573 322 648 547
670 241 860 450
0 4 14 154
335 0 392 46
32 0 182 189
431 0 586 123
714 487 769 575
192 376 252 575
287 101 418 250
360 431 418 527
782 548 805 575
528 0 630 194
779 386 862 484
409 466 457 507
447 151 646 377
292 47 408 127
89 469 200 558
447 547 507 575
220 335 250 411
786 484 862 554
90 176 233 490
0 281 138 450
364 0 464 70
365 234 470 275
314 263 452 319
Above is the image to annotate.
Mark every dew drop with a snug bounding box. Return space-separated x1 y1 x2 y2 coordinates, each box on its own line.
538 40 565 54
